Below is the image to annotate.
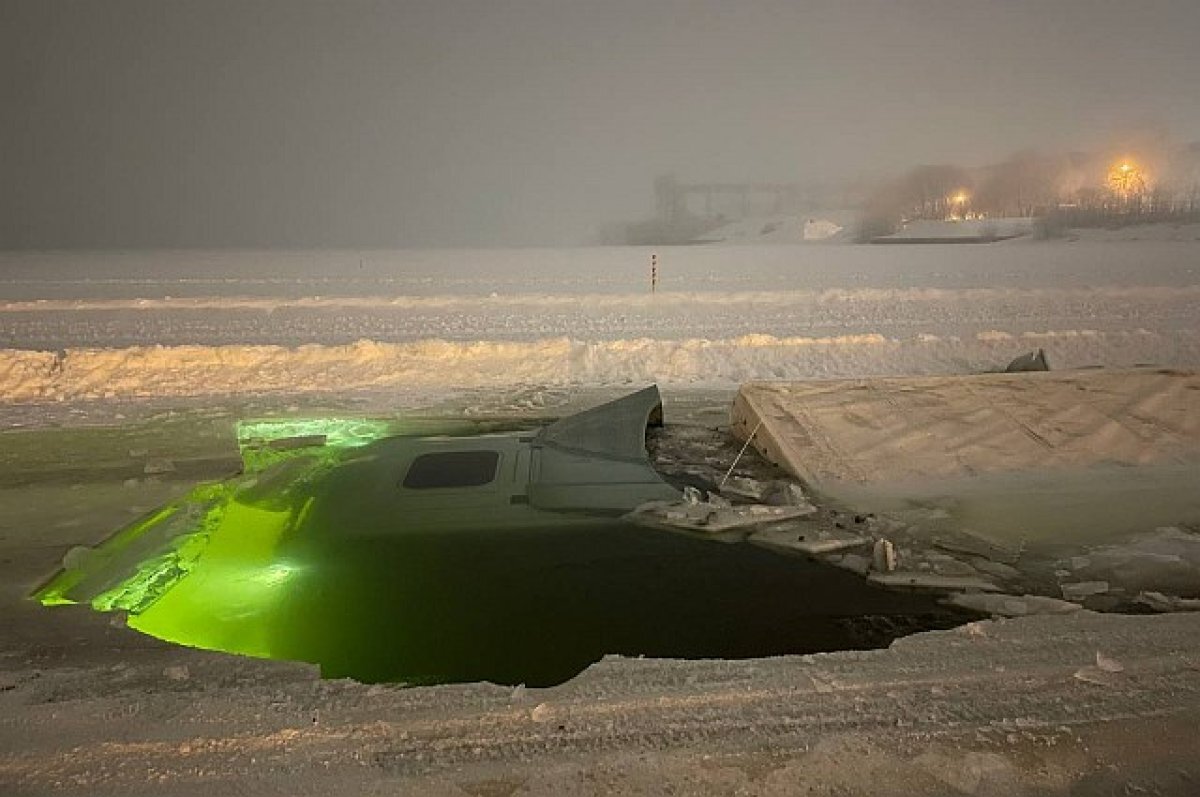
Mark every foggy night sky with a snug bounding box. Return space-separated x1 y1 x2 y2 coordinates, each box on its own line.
3 0 1199 249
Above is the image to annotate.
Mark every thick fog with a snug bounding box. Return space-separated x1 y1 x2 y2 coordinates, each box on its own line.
3 0 1200 249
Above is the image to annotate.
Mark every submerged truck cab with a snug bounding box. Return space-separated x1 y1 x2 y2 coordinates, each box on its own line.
305 385 679 535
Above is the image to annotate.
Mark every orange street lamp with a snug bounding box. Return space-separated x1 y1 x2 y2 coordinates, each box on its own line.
1107 160 1147 198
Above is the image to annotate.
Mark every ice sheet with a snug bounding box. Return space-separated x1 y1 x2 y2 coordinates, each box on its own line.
2 242 1198 399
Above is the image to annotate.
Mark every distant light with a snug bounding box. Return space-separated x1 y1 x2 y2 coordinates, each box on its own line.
1107 160 1147 198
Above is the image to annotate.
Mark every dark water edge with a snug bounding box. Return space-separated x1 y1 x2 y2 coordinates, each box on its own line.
266 521 967 687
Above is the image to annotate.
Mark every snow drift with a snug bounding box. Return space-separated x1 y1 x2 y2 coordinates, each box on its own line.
2 328 1196 402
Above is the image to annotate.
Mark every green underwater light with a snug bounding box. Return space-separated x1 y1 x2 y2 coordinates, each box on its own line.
122 499 302 659
32 411 546 670
33 485 308 659
33 418 373 662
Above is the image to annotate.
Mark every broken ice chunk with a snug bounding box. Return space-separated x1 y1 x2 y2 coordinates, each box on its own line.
628 499 817 539
705 491 732 508
868 572 1001 592
1134 591 1200 612
945 593 1082 617
1060 581 1109 601
720 476 767 501
748 526 868 557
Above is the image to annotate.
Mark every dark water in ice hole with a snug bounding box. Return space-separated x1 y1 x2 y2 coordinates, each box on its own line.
262 519 967 687
44 421 971 688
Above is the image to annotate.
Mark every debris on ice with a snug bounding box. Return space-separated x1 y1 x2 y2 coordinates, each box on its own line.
1004 348 1050 372
872 539 897 573
1073 651 1127 686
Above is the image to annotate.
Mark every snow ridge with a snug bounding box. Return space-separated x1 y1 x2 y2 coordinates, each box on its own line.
3 285 1200 313
3 329 1196 402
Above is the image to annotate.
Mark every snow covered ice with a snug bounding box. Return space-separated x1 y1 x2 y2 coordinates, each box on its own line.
2 241 1199 401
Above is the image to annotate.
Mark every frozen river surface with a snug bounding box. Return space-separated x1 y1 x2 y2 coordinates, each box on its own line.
1 242 1198 399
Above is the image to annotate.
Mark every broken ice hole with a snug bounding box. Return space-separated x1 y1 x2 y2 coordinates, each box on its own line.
36 399 970 687
47 513 971 688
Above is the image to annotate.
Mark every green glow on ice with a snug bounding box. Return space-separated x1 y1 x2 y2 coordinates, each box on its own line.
125 499 301 659
33 425 346 660
236 417 393 449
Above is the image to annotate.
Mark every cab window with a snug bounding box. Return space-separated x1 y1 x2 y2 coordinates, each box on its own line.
401 451 500 489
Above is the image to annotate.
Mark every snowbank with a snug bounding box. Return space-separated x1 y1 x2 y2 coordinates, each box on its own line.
2 327 1197 401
